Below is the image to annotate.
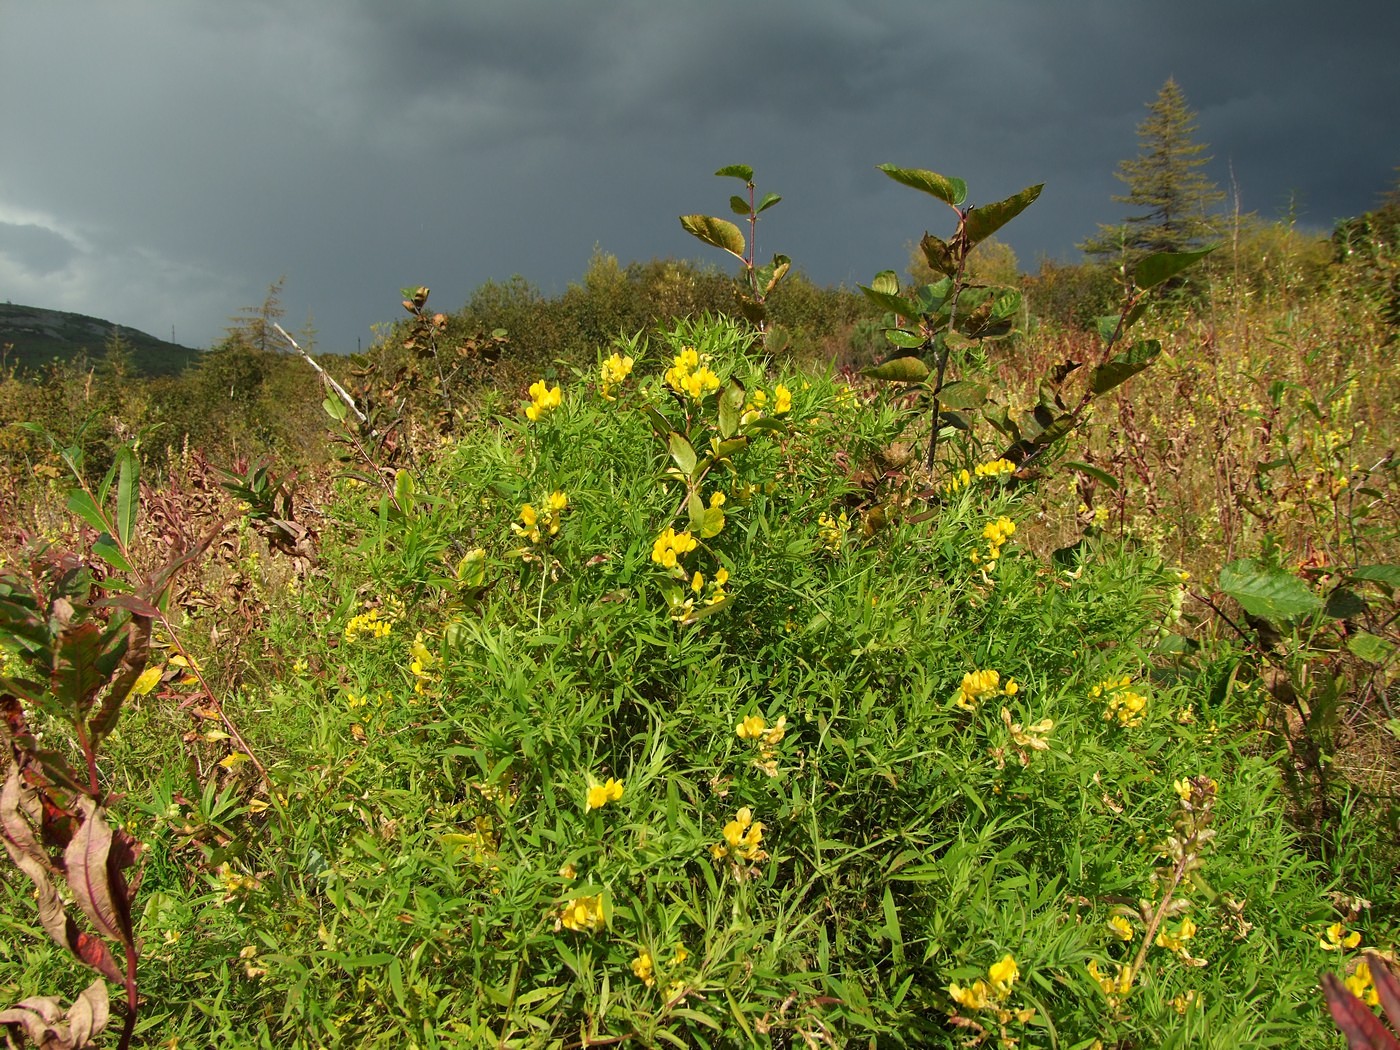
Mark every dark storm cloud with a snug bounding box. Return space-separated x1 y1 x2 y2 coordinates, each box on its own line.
1 1 1396 351
0 223 79 276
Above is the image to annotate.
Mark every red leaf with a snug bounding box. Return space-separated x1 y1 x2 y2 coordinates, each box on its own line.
1323 971 1400 1050
64 800 136 949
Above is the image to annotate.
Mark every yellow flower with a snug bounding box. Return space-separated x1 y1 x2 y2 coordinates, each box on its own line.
600 352 634 400
772 383 792 415
988 954 1019 994
560 895 605 933
1156 915 1197 954
1087 958 1133 997
715 806 767 862
1345 960 1381 1007
1107 915 1135 942
1319 922 1361 951
664 347 720 399
974 458 1015 479
525 379 562 421
736 714 767 740
948 979 993 1011
631 950 655 986
651 527 698 569
954 669 1016 711
1171 990 1202 1014
586 777 624 811
817 510 849 554
558 862 577 881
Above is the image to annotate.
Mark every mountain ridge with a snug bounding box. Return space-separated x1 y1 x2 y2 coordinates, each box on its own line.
0 302 199 377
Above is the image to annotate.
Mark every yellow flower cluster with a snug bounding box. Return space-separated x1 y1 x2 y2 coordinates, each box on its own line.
740 384 793 424
586 777 624 811
1319 921 1361 951
712 806 767 864
817 510 849 554
664 346 721 400
408 633 438 696
948 954 1035 1027
344 607 394 641
600 352 634 401
525 379 563 421
671 566 730 621
970 516 1016 569
1094 675 1147 727
511 491 569 545
1155 914 1207 966
560 894 605 933
651 526 698 570
1345 959 1382 1007
943 458 1017 495
954 668 1017 712
1086 958 1134 1001
736 712 787 777
631 945 688 990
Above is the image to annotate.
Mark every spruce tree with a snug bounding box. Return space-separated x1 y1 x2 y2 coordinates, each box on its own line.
1081 78 1224 267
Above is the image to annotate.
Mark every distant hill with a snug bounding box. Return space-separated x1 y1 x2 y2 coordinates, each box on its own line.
0 303 199 378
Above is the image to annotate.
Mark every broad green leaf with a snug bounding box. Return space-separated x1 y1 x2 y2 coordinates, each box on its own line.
920 233 957 276
1350 564 1400 588
115 448 137 551
679 215 745 259
718 379 745 439
66 489 110 536
686 489 706 533
1063 461 1121 490
1122 300 1149 332
759 254 790 295
964 183 1043 246
859 284 919 320
870 270 901 296
1095 315 1121 343
1346 631 1394 665
1133 246 1216 290
1089 339 1161 395
715 164 754 182
863 357 930 383
935 380 988 410
877 164 967 207
1218 559 1323 620
755 192 781 213
883 328 925 350
728 195 750 216
322 395 348 422
669 432 697 478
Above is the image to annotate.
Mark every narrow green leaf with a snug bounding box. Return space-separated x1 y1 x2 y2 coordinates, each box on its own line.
678 215 745 259
935 380 988 410
863 357 930 383
1133 246 1216 290
1218 559 1323 620
964 183 1043 246
115 449 137 551
1089 339 1161 395
715 164 754 182
755 192 781 213
1062 461 1120 490
394 470 415 519
669 433 697 478
66 490 110 536
877 164 967 207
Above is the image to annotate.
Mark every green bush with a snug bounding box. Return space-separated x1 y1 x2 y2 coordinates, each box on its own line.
5 315 1380 1048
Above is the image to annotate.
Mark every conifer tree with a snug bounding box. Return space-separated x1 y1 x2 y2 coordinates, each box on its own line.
1081 78 1224 267
225 276 287 353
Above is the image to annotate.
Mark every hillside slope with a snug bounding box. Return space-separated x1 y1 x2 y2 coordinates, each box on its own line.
0 302 198 377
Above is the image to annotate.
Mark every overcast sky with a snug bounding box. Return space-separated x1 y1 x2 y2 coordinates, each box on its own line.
2 1 1397 353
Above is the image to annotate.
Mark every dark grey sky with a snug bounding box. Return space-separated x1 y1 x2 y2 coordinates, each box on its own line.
2 1 1396 352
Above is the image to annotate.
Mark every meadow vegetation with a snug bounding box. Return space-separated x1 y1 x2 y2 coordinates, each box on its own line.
0 155 1397 1050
